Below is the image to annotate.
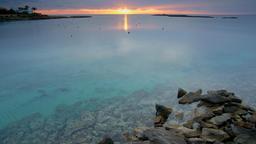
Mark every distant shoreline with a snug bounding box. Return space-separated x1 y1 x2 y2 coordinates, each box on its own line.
152 14 215 18
0 14 92 22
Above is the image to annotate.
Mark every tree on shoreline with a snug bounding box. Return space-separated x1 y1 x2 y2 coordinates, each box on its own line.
0 6 38 15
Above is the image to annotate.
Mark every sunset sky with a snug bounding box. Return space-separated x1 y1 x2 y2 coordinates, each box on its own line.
1 0 256 15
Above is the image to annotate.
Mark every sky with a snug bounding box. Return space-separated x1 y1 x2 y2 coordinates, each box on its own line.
1 0 256 15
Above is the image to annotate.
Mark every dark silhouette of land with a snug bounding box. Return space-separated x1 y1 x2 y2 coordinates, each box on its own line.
153 14 214 18
0 6 91 22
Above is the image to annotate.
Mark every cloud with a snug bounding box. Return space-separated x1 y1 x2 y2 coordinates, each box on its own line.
1 0 256 15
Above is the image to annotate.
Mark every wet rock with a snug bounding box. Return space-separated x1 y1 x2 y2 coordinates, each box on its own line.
209 113 231 126
177 88 187 98
142 128 186 144
201 128 230 142
154 104 172 127
98 137 114 144
179 89 202 104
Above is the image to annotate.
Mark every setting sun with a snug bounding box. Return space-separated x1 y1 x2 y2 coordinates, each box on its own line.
118 8 131 14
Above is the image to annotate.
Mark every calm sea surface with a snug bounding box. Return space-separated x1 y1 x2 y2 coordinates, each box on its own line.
0 15 256 129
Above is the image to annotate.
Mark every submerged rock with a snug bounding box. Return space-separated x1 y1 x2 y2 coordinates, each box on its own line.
98 137 114 144
142 128 186 144
154 104 172 127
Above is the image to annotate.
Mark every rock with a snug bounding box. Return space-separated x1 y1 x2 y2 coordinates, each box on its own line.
248 112 256 123
154 104 172 127
193 106 214 119
192 122 201 130
234 121 255 129
224 103 240 113
199 121 218 129
175 111 184 121
133 127 149 140
142 128 186 144
212 106 224 115
177 88 187 98
98 137 114 144
202 90 242 104
209 113 231 126
201 94 230 104
131 141 151 144
187 138 206 144
165 125 201 138
229 95 242 103
183 120 194 129
234 133 256 144
207 90 230 97
201 128 230 142
179 89 202 104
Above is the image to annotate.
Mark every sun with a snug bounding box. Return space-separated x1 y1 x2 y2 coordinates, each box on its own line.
118 8 131 14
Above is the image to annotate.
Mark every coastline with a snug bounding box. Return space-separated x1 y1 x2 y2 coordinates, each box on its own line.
0 14 92 22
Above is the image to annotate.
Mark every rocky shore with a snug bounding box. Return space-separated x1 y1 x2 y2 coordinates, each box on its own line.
1 87 255 144
113 89 256 144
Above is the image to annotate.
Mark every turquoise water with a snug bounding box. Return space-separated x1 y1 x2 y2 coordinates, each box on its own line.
0 15 256 130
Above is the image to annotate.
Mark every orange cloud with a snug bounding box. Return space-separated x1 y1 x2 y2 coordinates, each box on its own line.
36 4 209 15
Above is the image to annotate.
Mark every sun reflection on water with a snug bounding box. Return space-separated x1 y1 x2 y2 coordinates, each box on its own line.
124 14 129 32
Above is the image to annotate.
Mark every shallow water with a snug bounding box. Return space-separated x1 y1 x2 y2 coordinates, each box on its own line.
0 15 256 141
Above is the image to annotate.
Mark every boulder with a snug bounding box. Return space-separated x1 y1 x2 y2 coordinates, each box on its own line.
177 88 187 98
179 89 202 104
142 128 187 144
209 113 231 126
154 104 172 127
201 128 230 142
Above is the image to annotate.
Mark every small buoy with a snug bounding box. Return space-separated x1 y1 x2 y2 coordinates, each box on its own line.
128 31 130 34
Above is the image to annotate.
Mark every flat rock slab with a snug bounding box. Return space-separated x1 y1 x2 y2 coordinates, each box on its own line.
143 128 186 144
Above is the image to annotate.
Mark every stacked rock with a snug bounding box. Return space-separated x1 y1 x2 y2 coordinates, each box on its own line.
178 89 256 144
127 89 256 144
